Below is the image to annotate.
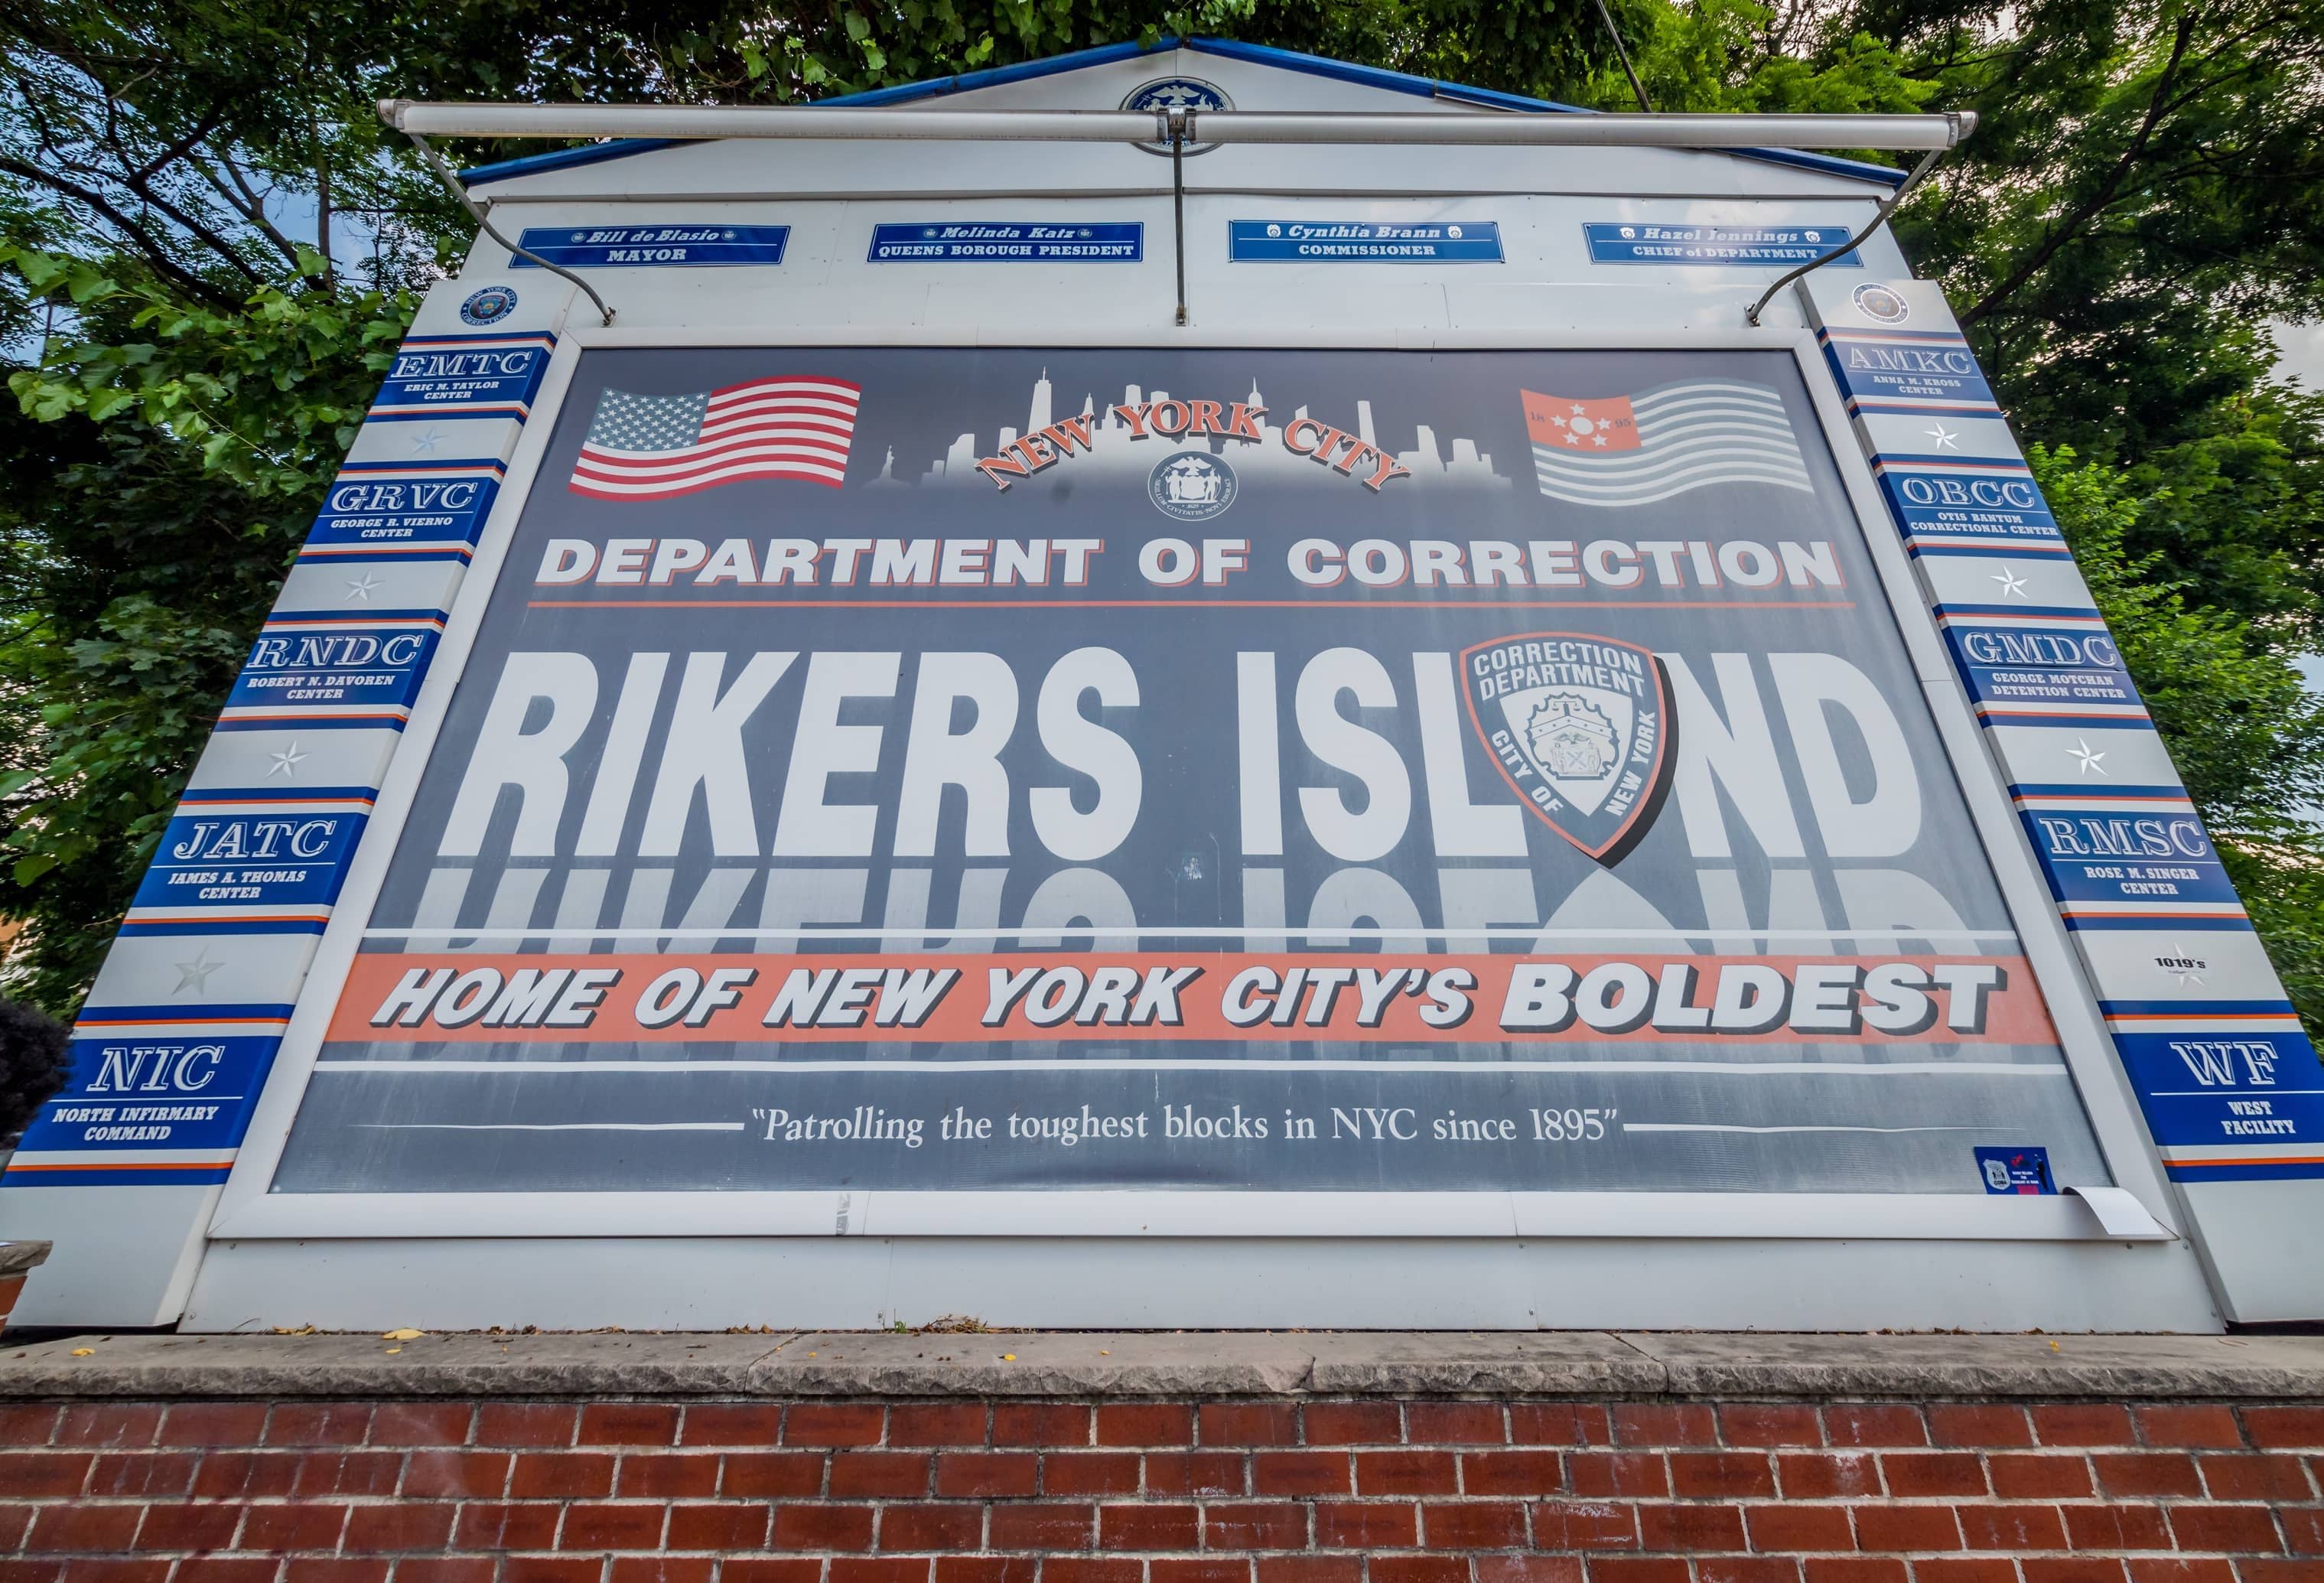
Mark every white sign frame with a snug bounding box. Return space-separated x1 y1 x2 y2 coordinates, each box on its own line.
205 321 2182 1249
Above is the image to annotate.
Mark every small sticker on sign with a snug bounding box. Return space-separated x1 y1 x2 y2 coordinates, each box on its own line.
1974 1145 2056 1195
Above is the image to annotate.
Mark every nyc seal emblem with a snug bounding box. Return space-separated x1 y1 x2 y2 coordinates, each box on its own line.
1148 451 1236 520
1461 632 1676 862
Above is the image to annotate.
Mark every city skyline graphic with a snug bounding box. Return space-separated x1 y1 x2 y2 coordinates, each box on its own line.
858 368 1513 493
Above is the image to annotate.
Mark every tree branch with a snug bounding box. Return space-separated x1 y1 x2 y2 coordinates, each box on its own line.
200 153 304 269
81 92 266 285
112 164 266 285
0 154 239 308
1960 11 2199 328
126 109 227 189
304 89 336 288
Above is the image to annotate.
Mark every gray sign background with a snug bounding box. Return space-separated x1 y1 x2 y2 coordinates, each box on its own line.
273 347 2110 1197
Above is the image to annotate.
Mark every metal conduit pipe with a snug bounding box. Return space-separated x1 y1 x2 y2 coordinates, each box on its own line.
379 101 1975 151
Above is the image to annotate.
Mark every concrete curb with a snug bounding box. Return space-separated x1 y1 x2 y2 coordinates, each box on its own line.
4 1329 2322 1400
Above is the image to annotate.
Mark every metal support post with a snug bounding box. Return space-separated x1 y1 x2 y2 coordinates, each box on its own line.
1169 108 1190 327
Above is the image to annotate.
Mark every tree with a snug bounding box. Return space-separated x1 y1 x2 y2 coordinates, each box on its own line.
0 995 67 1145
1584 0 2324 641
0 0 464 309
1859 0 2324 637
0 249 412 1012
2031 443 2324 1019
1571 0 1938 118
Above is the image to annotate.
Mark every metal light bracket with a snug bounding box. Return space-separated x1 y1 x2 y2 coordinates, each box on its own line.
1744 135 1956 327
405 131 617 326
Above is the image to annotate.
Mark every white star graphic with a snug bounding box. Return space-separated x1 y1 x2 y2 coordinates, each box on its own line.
1990 565 2029 599
1564 433 1580 445
2164 945 2205 988
2068 738 2107 777
266 741 308 779
408 426 446 454
1925 422 1961 451
1592 434 1608 446
1570 403 1586 416
345 572 382 604
173 949 223 995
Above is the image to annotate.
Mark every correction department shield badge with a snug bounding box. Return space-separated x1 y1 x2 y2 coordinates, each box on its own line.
1460 631 1677 862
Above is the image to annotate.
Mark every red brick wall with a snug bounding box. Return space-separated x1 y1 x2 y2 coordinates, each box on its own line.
4 1396 2321 1583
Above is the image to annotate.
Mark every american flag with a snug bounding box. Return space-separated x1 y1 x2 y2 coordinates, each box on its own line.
568 376 861 500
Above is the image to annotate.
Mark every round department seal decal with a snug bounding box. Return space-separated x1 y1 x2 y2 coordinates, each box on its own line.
1149 450 1236 520
460 285 519 326
1122 77 1232 155
1850 282 1910 324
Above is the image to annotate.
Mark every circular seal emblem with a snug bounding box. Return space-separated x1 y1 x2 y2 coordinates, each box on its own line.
460 285 518 326
1122 77 1232 155
1850 282 1910 325
1149 450 1237 521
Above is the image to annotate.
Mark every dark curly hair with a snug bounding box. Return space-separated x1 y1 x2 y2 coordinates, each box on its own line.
0 998 70 1148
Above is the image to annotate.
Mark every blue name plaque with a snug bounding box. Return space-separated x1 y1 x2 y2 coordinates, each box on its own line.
1229 220 1504 263
1584 222 1860 266
867 223 1144 262
513 226 790 269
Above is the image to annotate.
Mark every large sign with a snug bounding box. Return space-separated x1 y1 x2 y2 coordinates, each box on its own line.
268 347 2111 1200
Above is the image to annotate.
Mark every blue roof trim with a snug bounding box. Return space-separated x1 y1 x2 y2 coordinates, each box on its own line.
464 136 679 185
816 37 1173 106
1433 82 1590 114
463 31 1906 190
1737 148 1909 187
1184 37 1444 99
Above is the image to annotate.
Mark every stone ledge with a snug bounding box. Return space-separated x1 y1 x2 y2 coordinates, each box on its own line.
3 1328 2322 1400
